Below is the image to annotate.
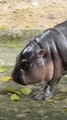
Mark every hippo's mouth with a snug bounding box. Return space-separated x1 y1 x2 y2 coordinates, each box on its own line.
12 68 27 85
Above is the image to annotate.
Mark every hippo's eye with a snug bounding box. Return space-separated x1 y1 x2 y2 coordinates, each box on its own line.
20 60 30 71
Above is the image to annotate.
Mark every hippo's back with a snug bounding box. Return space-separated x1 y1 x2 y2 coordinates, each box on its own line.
55 21 67 39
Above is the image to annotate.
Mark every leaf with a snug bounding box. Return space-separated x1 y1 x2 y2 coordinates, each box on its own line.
62 108 67 112
25 24 32 28
6 87 21 95
55 95 66 100
0 25 6 30
20 87 32 95
59 88 67 93
0 68 4 73
1 76 12 82
10 94 20 101
46 99 55 103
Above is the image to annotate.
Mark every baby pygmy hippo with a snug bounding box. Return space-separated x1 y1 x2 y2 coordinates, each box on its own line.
12 21 67 100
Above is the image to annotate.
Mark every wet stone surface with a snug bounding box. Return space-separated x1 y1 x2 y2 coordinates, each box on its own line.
0 30 67 120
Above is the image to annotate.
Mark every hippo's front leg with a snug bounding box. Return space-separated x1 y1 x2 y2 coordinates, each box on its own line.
32 81 57 100
32 49 63 100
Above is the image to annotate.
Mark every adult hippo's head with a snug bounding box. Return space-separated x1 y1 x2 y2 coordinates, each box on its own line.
12 40 48 85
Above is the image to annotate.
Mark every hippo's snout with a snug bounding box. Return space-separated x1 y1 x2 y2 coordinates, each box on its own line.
12 68 26 85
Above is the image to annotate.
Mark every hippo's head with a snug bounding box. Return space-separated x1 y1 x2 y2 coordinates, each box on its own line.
12 41 52 85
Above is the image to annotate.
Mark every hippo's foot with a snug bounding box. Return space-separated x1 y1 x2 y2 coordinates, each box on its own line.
32 85 54 100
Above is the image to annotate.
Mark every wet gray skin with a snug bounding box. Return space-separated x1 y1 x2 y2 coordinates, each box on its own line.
0 29 67 120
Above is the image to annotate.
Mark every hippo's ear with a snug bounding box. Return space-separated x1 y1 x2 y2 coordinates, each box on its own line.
36 49 46 57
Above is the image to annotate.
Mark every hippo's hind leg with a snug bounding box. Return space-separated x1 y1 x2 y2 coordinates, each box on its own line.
32 79 60 100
